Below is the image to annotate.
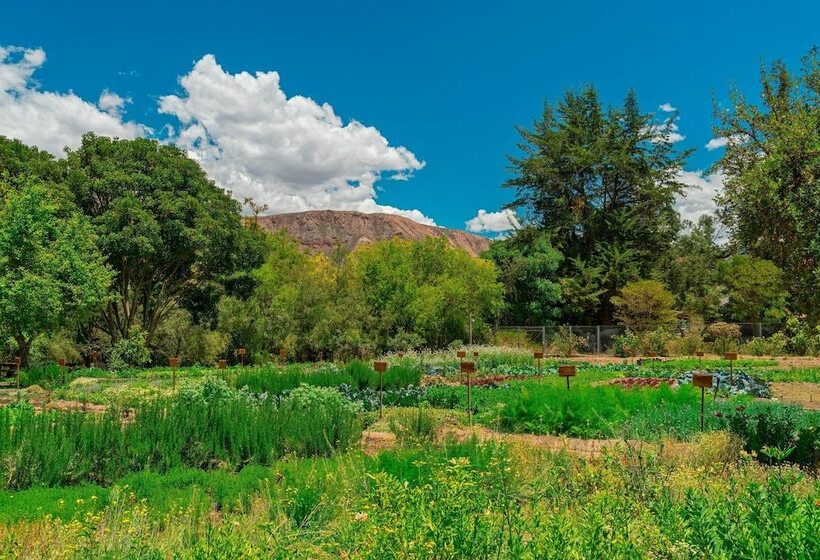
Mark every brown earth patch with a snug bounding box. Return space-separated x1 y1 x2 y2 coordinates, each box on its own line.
771 382 820 410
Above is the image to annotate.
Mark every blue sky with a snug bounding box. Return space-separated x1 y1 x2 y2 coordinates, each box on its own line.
1 1 818 233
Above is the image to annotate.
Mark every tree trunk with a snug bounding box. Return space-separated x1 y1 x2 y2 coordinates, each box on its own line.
13 335 32 370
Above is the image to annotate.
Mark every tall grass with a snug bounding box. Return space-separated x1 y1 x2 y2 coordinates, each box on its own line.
0 385 362 490
235 361 422 395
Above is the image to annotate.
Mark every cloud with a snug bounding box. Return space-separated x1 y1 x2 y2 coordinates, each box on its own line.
0 46 147 156
705 134 747 151
159 55 432 224
465 209 520 233
98 90 128 116
675 169 725 224
658 102 676 112
645 121 685 144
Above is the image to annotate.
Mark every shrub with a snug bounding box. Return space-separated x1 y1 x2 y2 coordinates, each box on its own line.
612 330 640 357
109 331 151 370
491 329 536 349
611 279 678 332
705 322 741 355
667 331 704 356
550 326 587 357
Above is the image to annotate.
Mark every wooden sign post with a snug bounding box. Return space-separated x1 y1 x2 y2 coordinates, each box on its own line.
318 350 324 363
558 364 577 390
374 361 388 419
461 361 475 425
91 350 99 369
57 358 66 385
279 349 287 366
14 356 20 390
237 348 247 367
696 350 704 368
693 373 714 430
218 359 227 370
534 351 544 374
169 357 180 391
724 352 737 383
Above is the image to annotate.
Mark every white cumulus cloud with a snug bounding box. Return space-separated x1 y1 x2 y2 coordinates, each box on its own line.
465 209 520 233
159 55 432 224
658 102 676 112
0 46 147 156
675 169 725 224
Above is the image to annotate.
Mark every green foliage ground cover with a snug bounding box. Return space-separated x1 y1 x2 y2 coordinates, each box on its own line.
1 441 818 559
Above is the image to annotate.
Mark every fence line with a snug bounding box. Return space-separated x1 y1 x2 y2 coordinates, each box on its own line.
496 323 774 355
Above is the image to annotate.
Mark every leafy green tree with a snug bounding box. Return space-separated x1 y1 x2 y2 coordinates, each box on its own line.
63 134 263 343
483 227 563 325
719 255 787 324
611 279 678 332
505 87 691 322
0 183 113 367
0 136 63 192
661 215 725 324
715 49 820 318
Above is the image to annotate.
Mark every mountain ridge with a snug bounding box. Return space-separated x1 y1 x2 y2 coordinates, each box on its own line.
256 210 492 257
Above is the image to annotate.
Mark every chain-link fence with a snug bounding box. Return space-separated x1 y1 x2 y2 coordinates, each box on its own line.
496 323 776 355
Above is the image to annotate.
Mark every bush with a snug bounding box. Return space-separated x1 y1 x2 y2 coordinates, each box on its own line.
109 331 151 370
612 330 640 357
491 329 536 349
667 331 704 356
550 326 586 357
706 322 741 355
611 279 678 332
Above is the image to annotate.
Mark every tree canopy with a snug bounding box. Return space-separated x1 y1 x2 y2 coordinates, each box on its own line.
716 49 820 318
505 87 691 323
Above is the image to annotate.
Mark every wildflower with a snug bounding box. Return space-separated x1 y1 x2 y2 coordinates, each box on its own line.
354 511 369 522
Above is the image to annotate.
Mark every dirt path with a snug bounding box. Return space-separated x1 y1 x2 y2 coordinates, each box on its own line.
361 426 627 458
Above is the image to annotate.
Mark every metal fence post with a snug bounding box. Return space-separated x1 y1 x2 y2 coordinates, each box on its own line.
541 326 546 353
596 325 601 354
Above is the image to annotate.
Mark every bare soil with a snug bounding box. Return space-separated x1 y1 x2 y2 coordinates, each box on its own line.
771 382 820 410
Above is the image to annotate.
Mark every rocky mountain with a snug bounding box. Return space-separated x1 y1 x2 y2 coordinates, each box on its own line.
256 210 492 257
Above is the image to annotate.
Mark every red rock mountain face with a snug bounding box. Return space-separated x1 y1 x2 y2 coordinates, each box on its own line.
256 210 492 257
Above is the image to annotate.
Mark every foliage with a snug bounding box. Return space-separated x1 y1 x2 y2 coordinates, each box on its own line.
611 279 678 332
549 325 587 357
705 322 742 354
505 87 691 323
0 386 363 490
154 308 229 365
719 255 788 324
108 329 151 370
715 49 820 319
483 227 563 325
63 134 264 343
0 183 113 367
388 406 439 443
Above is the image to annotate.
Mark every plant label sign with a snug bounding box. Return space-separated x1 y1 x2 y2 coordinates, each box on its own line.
456 351 466 358
169 357 180 368
693 373 713 388
534 352 544 360
558 365 577 377
218 359 227 370
57 358 66 367
696 351 705 358
473 351 479 358
724 352 738 361
460 361 475 374
237 348 247 356
373 361 387 373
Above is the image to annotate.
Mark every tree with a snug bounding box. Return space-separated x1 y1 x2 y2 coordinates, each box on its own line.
0 183 113 367
719 255 787 324
483 227 563 325
63 134 262 343
661 215 725 324
715 49 820 318
611 279 678 332
505 87 692 322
